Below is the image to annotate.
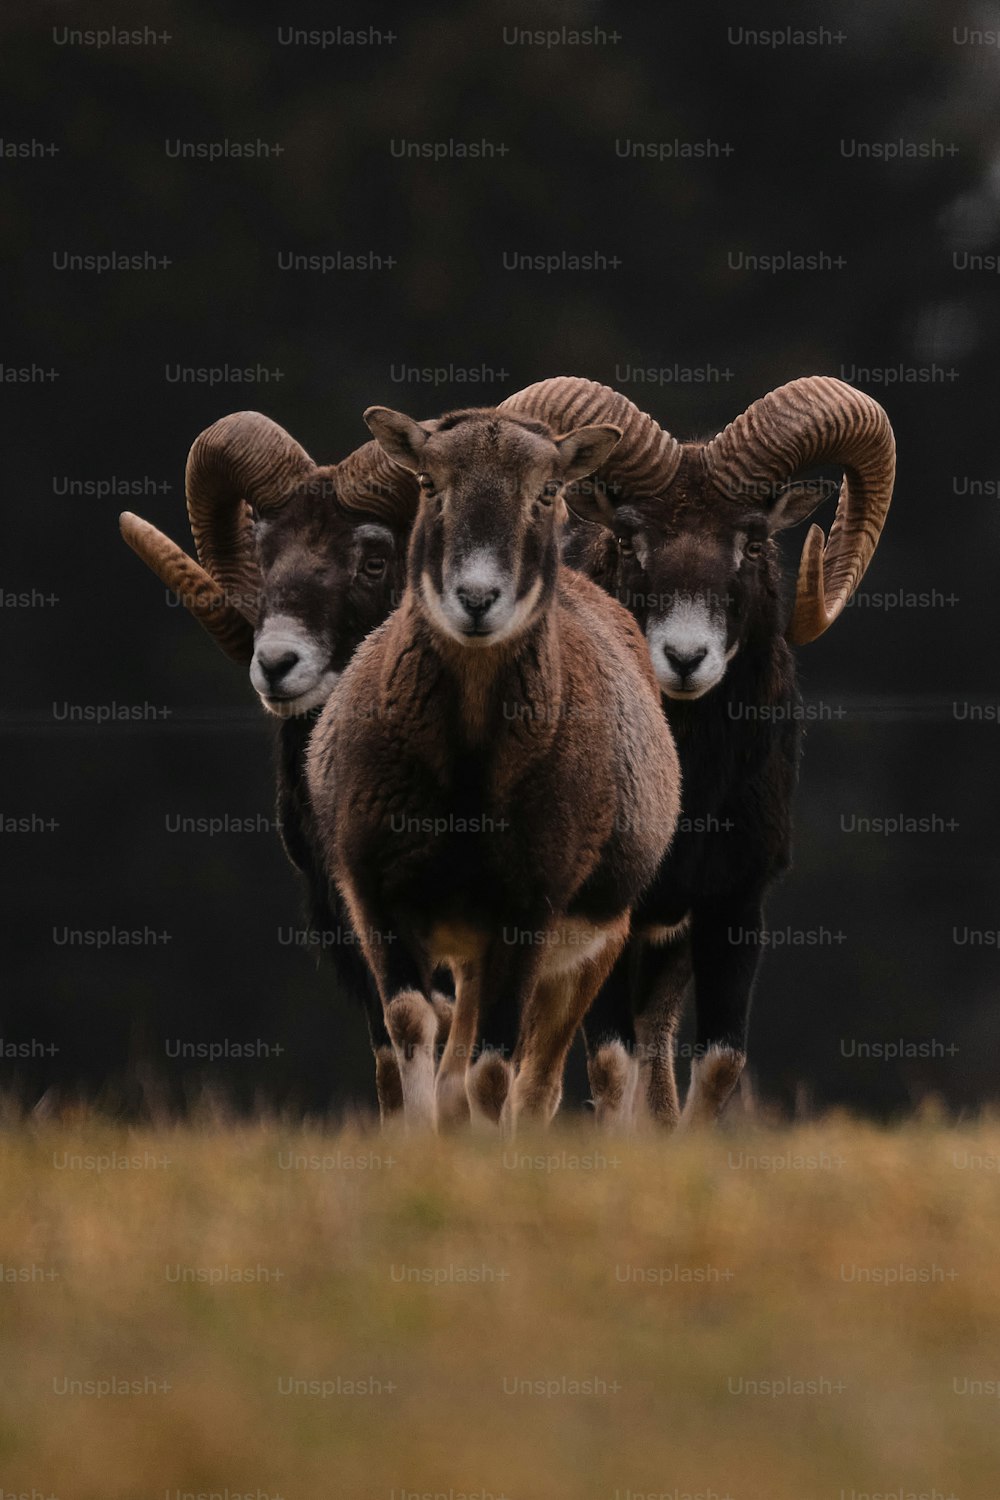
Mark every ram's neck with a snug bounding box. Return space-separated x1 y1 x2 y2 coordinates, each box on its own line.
413 590 562 750
664 624 798 781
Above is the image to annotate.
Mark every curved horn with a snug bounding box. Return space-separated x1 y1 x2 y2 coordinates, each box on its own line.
185 411 317 623
119 512 255 664
703 376 895 644
332 438 420 527
501 376 682 523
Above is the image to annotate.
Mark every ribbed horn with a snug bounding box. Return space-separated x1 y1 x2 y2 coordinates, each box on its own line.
119 511 254 664
332 438 419 526
500 376 683 523
185 411 317 624
703 376 895 644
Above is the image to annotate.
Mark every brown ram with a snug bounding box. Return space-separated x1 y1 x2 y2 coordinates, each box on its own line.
305 405 682 1130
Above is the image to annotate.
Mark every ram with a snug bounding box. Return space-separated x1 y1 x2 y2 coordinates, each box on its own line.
305 405 681 1131
120 412 431 1118
501 376 894 1126
120 388 602 1120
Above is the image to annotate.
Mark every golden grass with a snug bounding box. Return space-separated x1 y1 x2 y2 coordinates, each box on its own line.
1 1111 998 1498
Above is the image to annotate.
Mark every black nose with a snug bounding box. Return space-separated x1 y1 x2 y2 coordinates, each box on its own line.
665 647 708 679
256 647 300 689
456 586 500 624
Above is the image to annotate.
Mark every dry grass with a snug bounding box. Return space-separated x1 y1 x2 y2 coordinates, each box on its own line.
1 1110 998 1498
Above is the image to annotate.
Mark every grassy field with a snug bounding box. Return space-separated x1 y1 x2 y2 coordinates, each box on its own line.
1 1110 998 1499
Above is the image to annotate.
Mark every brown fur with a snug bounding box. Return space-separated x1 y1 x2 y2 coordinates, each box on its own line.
507 912 629 1127
468 1052 512 1126
589 1041 641 1128
373 1045 403 1122
680 1044 747 1128
635 1012 682 1128
429 990 454 1048
435 962 480 1130
306 409 681 1131
383 990 438 1128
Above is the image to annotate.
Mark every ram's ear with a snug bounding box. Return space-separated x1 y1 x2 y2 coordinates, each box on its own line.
363 407 433 471
768 478 837 532
561 511 619 592
554 423 622 483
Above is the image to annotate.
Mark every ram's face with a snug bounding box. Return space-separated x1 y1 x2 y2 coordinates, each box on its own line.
249 485 403 717
364 406 621 647
602 499 775 700
409 415 571 646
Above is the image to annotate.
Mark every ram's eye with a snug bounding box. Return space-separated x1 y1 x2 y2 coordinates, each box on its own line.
617 535 635 557
538 481 561 505
417 473 436 494
362 556 387 578
744 540 765 559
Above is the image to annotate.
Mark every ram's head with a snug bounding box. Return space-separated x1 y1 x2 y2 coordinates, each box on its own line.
120 413 418 716
502 376 895 699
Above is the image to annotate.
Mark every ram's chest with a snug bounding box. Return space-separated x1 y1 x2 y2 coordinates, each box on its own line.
337 629 595 917
641 727 795 909
365 738 572 927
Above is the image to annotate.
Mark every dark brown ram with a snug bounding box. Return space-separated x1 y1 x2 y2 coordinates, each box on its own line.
119 414 427 1119
499 375 895 1125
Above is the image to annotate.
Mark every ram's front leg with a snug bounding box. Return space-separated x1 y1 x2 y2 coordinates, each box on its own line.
435 959 480 1131
461 938 545 1129
342 885 438 1131
380 948 442 1131
680 892 763 1127
508 915 630 1132
359 967 404 1124
632 922 693 1129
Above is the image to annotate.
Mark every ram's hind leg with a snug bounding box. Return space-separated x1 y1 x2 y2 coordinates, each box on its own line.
633 924 693 1130
368 972 451 1124
582 947 639 1130
679 894 760 1128
465 939 544 1129
374 1044 404 1122
435 960 479 1131
383 976 439 1131
506 916 630 1133
363 978 404 1124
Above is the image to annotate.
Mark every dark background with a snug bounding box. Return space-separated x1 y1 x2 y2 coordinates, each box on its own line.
3 0 998 1119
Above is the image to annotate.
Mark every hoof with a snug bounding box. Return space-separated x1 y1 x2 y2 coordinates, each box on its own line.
505 1074 562 1133
385 991 438 1130
385 991 436 1055
680 1045 746 1128
588 1041 639 1129
435 1065 471 1131
467 1050 512 1128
